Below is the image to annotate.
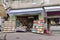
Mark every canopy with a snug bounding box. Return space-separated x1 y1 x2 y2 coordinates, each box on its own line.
8 8 43 15
44 6 60 12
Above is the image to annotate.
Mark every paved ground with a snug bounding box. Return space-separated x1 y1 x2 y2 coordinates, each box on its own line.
0 32 60 40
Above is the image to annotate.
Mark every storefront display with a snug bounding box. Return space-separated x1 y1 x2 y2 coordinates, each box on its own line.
32 20 44 34
47 11 60 31
15 26 27 32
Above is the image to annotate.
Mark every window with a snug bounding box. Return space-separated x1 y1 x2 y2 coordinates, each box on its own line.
48 18 60 26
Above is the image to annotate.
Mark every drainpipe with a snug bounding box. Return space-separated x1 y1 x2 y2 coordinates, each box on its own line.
42 6 48 30
2 0 11 10
2 0 11 15
2 0 8 9
40 0 48 29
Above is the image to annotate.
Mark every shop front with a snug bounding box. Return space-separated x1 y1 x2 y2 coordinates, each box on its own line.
47 11 60 31
44 6 60 31
3 8 45 33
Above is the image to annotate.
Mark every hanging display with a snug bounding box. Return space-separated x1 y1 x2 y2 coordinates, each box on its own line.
32 20 44 34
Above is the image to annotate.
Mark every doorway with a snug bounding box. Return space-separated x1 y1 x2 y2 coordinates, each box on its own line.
16 15 38 32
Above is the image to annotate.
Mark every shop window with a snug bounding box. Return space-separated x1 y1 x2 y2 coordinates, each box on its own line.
48 18 60 26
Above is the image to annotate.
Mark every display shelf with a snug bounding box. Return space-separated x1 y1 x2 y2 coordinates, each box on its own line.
32 20 44 34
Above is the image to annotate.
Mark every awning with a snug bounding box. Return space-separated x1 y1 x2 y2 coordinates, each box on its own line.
8 6 60 15
8 8 43 15
44 6 60 12
0 1 7 17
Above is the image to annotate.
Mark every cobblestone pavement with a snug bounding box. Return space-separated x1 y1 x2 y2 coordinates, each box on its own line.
0 32 60 40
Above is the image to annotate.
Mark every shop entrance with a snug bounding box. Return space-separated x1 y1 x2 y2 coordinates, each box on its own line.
16 15 38 32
